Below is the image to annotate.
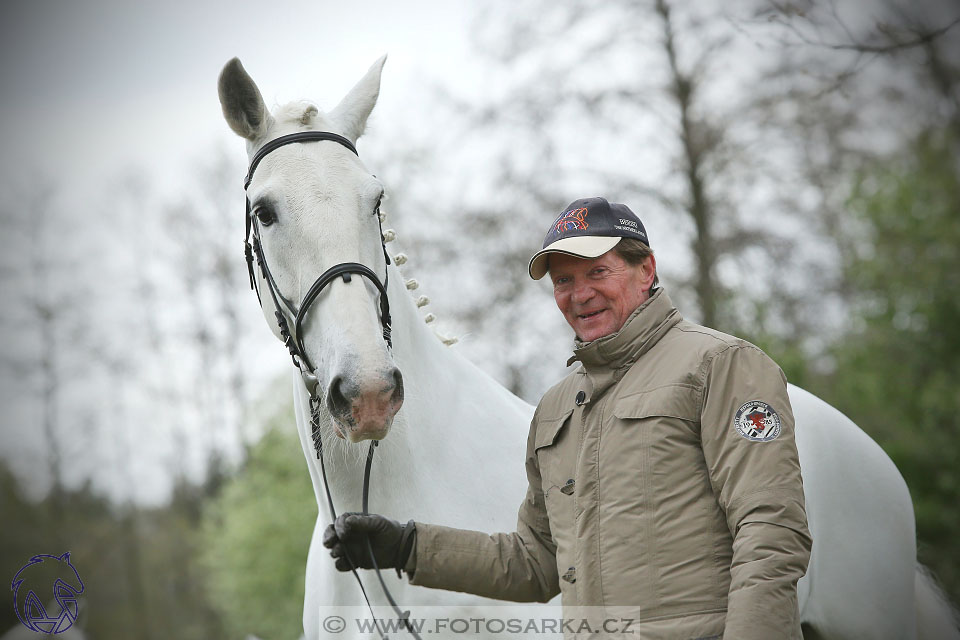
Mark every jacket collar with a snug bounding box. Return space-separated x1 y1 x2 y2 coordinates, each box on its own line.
567 288 681 397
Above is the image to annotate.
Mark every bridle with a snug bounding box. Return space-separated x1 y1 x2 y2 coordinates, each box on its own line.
244 131 392 378
242 131 420 639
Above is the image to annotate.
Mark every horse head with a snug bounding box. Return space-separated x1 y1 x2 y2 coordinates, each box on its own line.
218 57 403 442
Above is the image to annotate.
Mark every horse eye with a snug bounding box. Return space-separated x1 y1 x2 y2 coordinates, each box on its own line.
255 206 277 227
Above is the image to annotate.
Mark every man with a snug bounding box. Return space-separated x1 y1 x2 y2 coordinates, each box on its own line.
324 197 812 639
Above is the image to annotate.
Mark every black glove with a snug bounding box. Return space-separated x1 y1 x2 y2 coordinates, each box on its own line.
322 512 416 575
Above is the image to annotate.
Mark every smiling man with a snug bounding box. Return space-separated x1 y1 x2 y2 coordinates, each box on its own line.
325 197 812 639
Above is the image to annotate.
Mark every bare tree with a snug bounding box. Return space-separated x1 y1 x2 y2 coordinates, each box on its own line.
730 0 960 353
0 178 103 546
752 0 960 131
24 185 69 530
162 147 262 475
199 148 254 459
393 0 826 399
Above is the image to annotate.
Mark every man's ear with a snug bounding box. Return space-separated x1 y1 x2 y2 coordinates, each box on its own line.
643 254 658 293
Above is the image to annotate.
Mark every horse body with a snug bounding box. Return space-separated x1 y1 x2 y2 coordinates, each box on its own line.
219 58 959 640
790 386 918 639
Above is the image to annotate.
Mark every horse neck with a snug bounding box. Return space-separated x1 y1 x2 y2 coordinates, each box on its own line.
293 262 532 521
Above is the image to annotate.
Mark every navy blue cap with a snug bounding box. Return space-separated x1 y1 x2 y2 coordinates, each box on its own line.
528 197 649 280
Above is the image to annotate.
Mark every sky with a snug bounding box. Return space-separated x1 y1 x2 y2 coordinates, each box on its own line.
0 0 477 200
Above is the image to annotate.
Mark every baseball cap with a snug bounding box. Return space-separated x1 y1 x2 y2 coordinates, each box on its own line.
528 197 650 280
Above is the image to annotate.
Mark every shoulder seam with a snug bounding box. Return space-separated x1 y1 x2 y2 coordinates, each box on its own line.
675 324 739 345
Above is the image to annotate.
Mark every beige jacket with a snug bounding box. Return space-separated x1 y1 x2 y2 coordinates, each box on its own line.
409 289 811 639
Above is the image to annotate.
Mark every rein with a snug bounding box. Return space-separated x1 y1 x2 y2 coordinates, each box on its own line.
242 131 419 640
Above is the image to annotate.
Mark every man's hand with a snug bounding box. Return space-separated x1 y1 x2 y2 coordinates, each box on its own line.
322 512 416 573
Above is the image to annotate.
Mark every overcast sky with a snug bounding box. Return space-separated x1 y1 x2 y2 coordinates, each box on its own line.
0 0 476 199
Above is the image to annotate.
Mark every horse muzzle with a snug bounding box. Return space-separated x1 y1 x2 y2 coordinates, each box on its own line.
326 367 404 441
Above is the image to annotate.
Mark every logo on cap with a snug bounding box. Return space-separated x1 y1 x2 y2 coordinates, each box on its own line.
553 207 589 234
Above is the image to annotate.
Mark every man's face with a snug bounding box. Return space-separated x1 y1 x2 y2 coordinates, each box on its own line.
550 250 655 342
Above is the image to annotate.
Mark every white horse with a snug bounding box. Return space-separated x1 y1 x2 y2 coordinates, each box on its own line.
218 58 959 640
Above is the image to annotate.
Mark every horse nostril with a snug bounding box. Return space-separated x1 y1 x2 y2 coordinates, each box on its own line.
326 375 352 420
390 368 404 406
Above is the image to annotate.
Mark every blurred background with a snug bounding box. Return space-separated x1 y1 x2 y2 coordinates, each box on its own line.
1 0 957 637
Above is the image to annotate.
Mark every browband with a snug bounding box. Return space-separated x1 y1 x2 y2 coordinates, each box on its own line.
245 131 358 190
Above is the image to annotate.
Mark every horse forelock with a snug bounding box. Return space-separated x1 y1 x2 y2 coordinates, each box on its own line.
273 101 337 133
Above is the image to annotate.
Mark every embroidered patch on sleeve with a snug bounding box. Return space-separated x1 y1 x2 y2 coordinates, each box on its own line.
734 401 782 442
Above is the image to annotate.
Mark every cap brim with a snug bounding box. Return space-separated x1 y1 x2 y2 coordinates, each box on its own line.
528 236 622 280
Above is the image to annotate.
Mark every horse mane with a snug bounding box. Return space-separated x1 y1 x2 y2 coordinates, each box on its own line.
379 197 459 347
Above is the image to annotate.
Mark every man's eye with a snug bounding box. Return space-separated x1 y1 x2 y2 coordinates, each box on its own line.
255 206 277 226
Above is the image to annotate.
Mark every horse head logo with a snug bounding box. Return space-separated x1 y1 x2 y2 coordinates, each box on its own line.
553 207 589 234
11 552 84 634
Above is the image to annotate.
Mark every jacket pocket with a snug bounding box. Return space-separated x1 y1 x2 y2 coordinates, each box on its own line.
534 408 573 451
612 384 699 422
533 408 575 491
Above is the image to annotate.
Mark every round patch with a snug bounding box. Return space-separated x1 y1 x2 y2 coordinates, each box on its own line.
734 401 782 442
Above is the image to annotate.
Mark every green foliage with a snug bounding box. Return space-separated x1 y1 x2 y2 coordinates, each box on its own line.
0 463 227 639
824 130 960 601
0 413 315 640
200 417 317 640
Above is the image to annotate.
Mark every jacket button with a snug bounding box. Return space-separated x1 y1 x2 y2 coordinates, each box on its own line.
561 566 576 583
561 479 575 495
575 391 585 406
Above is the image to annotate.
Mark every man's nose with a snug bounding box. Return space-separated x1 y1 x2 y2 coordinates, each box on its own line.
571 279 595 304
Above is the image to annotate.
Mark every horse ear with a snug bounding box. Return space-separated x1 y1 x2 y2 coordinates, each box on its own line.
218 57 274 141
330 55 386 143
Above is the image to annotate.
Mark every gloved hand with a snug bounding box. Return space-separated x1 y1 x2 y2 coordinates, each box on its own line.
322 512 416 574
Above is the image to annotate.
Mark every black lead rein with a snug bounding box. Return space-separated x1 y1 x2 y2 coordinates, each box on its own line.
242 131 418 639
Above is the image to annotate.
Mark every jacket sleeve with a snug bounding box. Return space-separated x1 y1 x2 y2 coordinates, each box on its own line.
699 343 812 640
407 409 560 602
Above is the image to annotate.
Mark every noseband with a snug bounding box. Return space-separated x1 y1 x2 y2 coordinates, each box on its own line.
242 131 419 639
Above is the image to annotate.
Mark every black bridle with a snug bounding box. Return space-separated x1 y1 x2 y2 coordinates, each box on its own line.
242 131 419 640
244 131 393 377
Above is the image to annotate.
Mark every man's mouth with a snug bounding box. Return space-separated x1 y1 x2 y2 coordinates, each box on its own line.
578 309 605 320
